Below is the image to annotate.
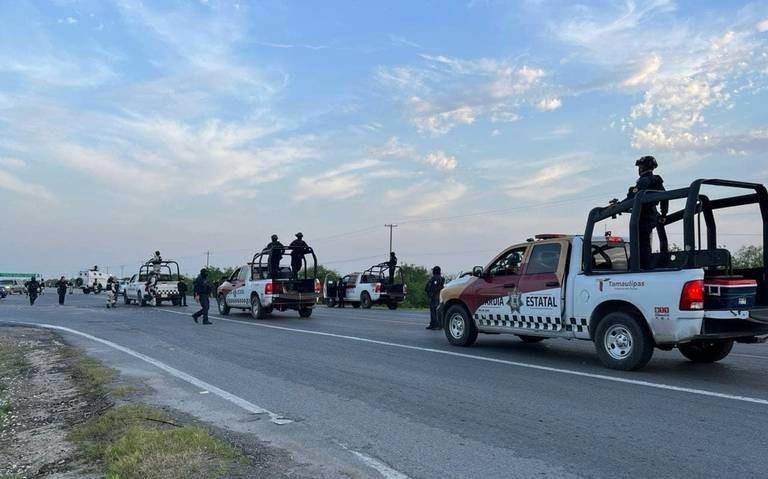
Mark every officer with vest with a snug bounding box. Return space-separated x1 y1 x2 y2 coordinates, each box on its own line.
625 156 668 269
424 266 445 330
192 269 213 324
264 235 284 278
289 232 309 279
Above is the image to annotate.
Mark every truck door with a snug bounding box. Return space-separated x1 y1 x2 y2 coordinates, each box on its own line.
344 274 358 301
229 266 249 305
517 241 567 334
470 246 528 324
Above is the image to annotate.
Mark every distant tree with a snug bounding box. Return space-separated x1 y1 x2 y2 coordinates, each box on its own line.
400 263 430 309
733 245 764 269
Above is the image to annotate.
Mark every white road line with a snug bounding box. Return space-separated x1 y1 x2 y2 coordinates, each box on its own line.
158 309 768 406
732 353 768 360
2 320 292 425
337 443 411 479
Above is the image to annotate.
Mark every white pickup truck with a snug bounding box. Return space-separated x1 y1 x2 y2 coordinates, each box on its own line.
124 260 182 306
216 245 321 319
439 179 768 370
324 264 407 309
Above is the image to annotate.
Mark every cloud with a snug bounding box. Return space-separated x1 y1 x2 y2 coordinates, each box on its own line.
0 157 26 168
536 97 562 111
408 98 479 136
294 160 380 201
389 35 421 48
502 155 595 200
425 151 458 171
0 171 52 200
623 53 661 86
388 179 468 217
757 18 768 33
368 136 416 160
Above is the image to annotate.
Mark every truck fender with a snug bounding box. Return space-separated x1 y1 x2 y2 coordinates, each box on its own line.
589 300 654 343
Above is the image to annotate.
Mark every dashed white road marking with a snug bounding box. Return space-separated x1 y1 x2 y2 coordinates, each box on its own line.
159 308 768 406
2 320 292 425
338 443 411 479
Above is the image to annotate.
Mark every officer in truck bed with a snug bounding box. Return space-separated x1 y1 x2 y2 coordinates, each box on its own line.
625 155 669 269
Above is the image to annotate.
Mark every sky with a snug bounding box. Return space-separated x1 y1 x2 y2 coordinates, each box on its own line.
1 0 767 278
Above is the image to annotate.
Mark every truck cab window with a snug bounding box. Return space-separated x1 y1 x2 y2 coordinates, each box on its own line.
488 247 526 277
591 242 629 272
527 243 562 275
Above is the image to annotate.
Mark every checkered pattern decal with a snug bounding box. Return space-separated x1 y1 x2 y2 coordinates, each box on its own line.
474 314 589 334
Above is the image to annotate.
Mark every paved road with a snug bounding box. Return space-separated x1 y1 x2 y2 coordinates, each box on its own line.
2 291 768 478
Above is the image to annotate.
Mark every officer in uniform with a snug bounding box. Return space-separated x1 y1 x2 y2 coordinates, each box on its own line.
289 232 309 279
424 266 445 330
27 276 40 305
625 156 668 269
177 278 188 306
387 252 398 285
56 276 68 305
150 251 163 273
264 235 284 278
192 269 212 324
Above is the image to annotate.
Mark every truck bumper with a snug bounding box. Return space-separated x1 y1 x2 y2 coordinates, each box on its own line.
268 292 320 309
692 315 768 341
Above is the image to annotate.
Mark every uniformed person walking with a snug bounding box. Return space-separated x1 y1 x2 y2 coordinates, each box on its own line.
424 266 445 330
289 232 309 279
178 278 188 306
27 276 40 305
56 276 68 305
192 269 212 324
625 156 668 269
264 234 284 278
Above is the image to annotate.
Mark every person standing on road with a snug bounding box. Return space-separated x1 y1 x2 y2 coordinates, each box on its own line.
264 234 284 278
624 156 668 269
56 276 68 305
106 277 118 308
387 252 398 285
27 276 40 306
192 269 213 325
177 278 188 306
289 232 309 279
424 266 445 330
337 277 346 308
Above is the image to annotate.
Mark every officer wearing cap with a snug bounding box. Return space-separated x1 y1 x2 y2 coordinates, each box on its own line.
289 232 309 280
625 155 668 269
264 234 284 278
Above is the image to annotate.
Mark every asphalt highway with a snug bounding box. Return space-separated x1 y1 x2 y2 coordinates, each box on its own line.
2 291 768 478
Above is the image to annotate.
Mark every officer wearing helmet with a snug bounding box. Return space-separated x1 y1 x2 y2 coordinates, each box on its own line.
625 155 668 269
264 234 284 278
424 266 445 330
289 232 309 279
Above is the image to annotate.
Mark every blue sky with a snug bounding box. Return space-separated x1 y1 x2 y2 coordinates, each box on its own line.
1 0 767 277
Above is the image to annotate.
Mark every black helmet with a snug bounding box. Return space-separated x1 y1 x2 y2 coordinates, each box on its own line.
635 155 657 172
432 266 441 275
271 234 278 241
200 268 208 278
296 232 303 238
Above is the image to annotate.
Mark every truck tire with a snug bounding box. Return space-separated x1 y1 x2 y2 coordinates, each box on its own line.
326 298 337 308
678 340 734 363
517 335 546 343
360 292 372 309
217 295 230 316
387 301 398 310
299 308 312 318
250 295 266 320
444 304 478 347
138 291 146 307
594 312 654 371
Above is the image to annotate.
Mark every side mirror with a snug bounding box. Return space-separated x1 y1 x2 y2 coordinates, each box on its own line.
472 266 484 277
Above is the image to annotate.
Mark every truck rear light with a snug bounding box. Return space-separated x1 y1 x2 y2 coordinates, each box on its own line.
680 280 705 310
314 279 321 294
375 283 382 293
265 282 274 295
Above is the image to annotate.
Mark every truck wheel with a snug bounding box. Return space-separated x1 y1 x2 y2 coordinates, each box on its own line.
360 292 372 309
250 295 266 320
517 335 545 343
327 298 336 308
444 304 478 347
678 340 734 363
594 312 654 371
217 295 230 316
387 301 398 310
123 292 130 305
299 308 312 319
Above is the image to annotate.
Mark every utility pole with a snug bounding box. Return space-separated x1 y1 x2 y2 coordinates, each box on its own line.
384 224 398 255
205 251 211 268
120 265 125 278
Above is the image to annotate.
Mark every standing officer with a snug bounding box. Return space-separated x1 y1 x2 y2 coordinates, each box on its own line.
264 234 284 278
424 266 445 330
289 232 309 279
192 269 212 324
150 251 163 273
56 276 68 305
177 278 188 306
387 252 398 285
27 276 40 305
625 156 668 269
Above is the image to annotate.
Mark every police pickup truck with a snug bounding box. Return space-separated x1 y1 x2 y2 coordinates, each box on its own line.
216 245 321 319
439 179 768 370
124 260 182 306
324 263 407 309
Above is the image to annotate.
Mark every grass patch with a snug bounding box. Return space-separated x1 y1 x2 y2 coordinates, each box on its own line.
70 405 241 479
0 343 28 421
110 385 141 398
61 347 117 394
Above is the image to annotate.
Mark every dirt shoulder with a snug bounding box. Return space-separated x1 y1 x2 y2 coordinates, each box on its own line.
0 326 304 479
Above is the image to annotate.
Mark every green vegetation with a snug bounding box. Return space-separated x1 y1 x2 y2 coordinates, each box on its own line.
0 343 29 420
61 347 117 395
733 245 764 268
400 263 430 309
71 405 241 479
